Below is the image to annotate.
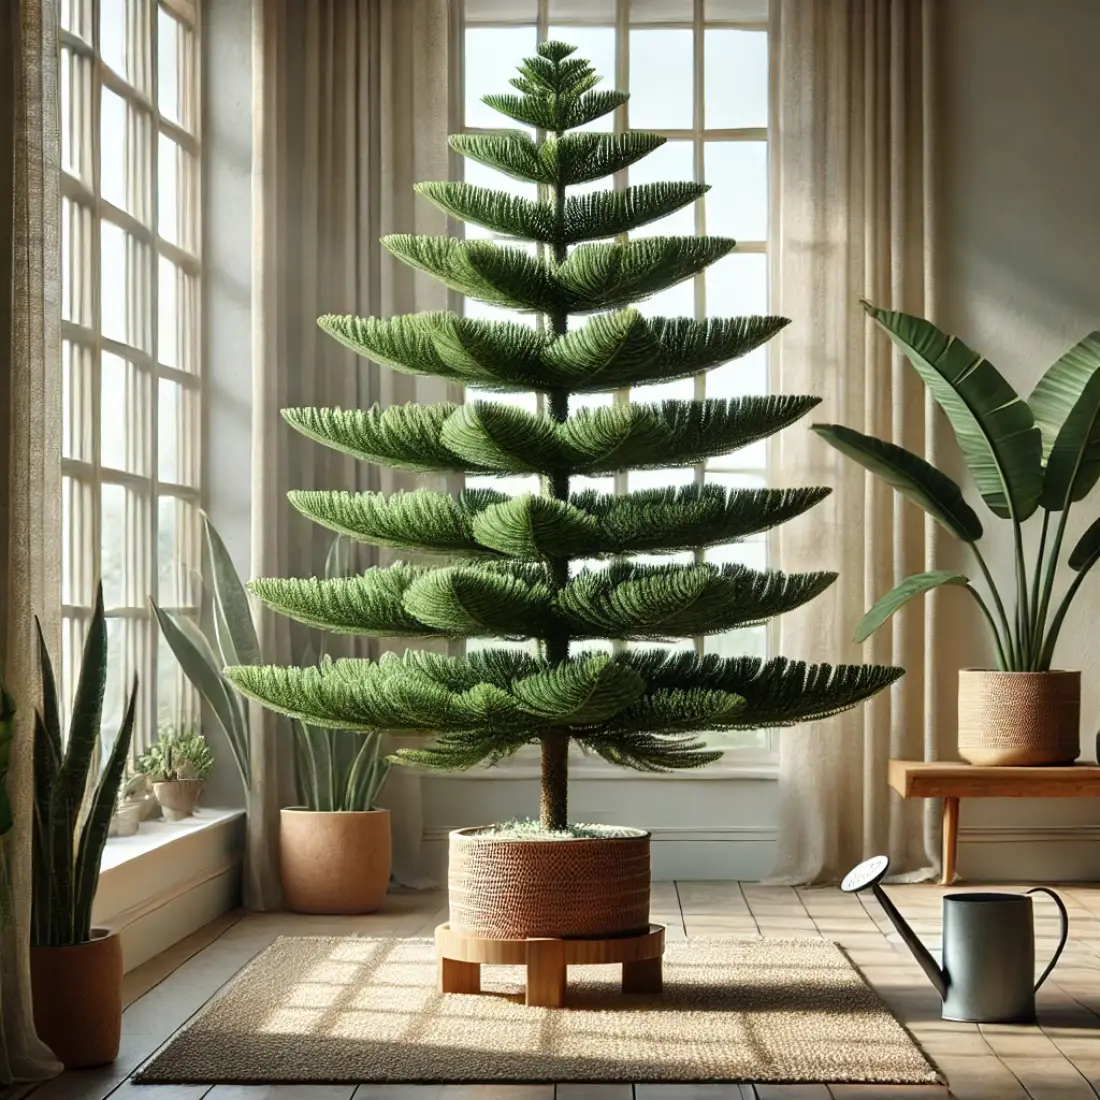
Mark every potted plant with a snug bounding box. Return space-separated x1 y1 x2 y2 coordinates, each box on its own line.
815 304 1100 765
281 725 391 914
136 726 213 820
227 41 900 949
30 584 137 1067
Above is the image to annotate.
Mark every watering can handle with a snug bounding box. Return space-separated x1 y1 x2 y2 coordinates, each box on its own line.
1028 887 1069 992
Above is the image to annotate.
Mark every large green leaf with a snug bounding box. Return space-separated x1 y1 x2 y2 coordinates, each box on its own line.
202 512 262 667
863 303 1043 521
812 424 983 542
1068 516 1100 572
855 571 970 643
1028 332 1100 509
151 602 250 787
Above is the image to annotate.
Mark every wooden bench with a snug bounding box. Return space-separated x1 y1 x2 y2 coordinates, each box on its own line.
888 759 1100 884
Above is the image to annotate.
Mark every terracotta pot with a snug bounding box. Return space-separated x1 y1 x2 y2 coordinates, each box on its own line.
154 778 205 821
30 929 122 1068
958 669 1081 766
448 826 651 940
280 808 391 914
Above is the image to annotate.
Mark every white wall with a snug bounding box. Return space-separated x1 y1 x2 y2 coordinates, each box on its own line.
930 0 1100 874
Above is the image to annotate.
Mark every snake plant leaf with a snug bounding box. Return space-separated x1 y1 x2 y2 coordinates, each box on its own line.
863 302 1043 522
1068 516 1100 572
812 424 983 542
151 602 249 784
1028 332 1100 509
202 511 262 668
855 570 970 644
73 675 137 942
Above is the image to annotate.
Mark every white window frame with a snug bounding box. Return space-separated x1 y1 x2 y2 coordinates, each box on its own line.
458 0 777 773
59 0 203 752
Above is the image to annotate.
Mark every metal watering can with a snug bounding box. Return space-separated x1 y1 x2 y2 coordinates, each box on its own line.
841 855 1069 1023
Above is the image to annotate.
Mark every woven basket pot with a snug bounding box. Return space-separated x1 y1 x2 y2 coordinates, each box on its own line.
280 808 392 914
958 669 1081 766
153 778 205 821
448 826 651 940
30 929 122 1068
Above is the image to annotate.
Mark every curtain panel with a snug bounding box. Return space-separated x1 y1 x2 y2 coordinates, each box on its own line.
767 0 955 884
247 0 458 908
0 0 63 1083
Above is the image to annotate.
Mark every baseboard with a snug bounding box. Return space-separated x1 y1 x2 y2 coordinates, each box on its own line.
959 824 1100 844
93 809 245 972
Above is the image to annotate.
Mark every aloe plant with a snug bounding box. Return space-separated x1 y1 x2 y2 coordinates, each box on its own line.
815 302 1100 671
153 515 388 811
32 585 138 946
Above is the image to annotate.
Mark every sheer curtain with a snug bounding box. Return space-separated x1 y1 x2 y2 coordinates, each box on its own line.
0 0 63 1083
247 0 457 908
767 0 961 884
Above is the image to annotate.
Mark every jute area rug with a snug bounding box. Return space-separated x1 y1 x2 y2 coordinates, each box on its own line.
136 936 940 1086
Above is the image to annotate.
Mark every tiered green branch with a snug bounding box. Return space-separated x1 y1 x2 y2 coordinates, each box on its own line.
227 42 902 831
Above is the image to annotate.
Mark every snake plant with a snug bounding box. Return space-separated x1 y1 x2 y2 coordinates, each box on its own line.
815 302 1100 672
154 514 388 811
32 584 137 946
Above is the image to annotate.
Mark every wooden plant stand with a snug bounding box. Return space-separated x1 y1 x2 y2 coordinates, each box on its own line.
436 922 665 1007
888 759 1100 885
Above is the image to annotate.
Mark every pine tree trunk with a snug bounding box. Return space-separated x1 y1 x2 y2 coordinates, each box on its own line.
540 732 569 831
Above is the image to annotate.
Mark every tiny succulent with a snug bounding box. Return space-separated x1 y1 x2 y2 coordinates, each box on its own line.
136 727 214 782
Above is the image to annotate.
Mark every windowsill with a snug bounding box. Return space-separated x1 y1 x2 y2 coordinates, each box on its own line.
101 806 245 872
423 763 779 781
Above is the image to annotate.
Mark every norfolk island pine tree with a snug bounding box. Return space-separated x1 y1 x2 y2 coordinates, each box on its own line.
226 42 902 834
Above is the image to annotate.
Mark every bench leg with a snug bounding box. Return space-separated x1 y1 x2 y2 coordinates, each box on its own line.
941 796 959 885
525 938 566 1007
622 956 662 995
440 956 480 995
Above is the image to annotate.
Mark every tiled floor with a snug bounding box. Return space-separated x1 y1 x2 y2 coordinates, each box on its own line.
19 881 1100 1100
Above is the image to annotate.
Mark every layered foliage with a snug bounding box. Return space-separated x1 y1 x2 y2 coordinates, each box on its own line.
816 305 1100 670
227 42 902 828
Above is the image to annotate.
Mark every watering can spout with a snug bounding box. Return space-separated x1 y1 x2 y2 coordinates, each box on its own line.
840 855 947 1001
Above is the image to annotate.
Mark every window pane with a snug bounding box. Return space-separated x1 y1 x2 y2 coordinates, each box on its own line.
705 251 767 316
633 376 695 404
60 49 91 180
100 616 128 742
158 134 181 244
101 483 139 607
158 495 199 606
629 30 693 131
62 341 94 462
100 0 129 80
62 199 93 327
61 0 91 38
704 30 768 130
629 140 696 237
706 538 766 572
549 26 616 131
705 348 767 399
158 378 198 486
628 467 695 492
465 28 538 129
705 141 767 242
62 476 95 607
101 352 149 474
101 222 150 350
100 88 129 212
158 8 182 125
636 279 694 320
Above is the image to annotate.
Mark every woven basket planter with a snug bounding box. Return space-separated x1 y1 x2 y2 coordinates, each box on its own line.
958 669 1081 766
448 826 651 940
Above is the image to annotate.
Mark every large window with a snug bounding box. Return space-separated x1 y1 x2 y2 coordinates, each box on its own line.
59 0 202 749
462 0 771 757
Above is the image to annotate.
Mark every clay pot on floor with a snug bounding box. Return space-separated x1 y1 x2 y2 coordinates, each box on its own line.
280 808 392 914
448 826 651 940
153 778 205 820
30 929 122 1068
958 669 1081 766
